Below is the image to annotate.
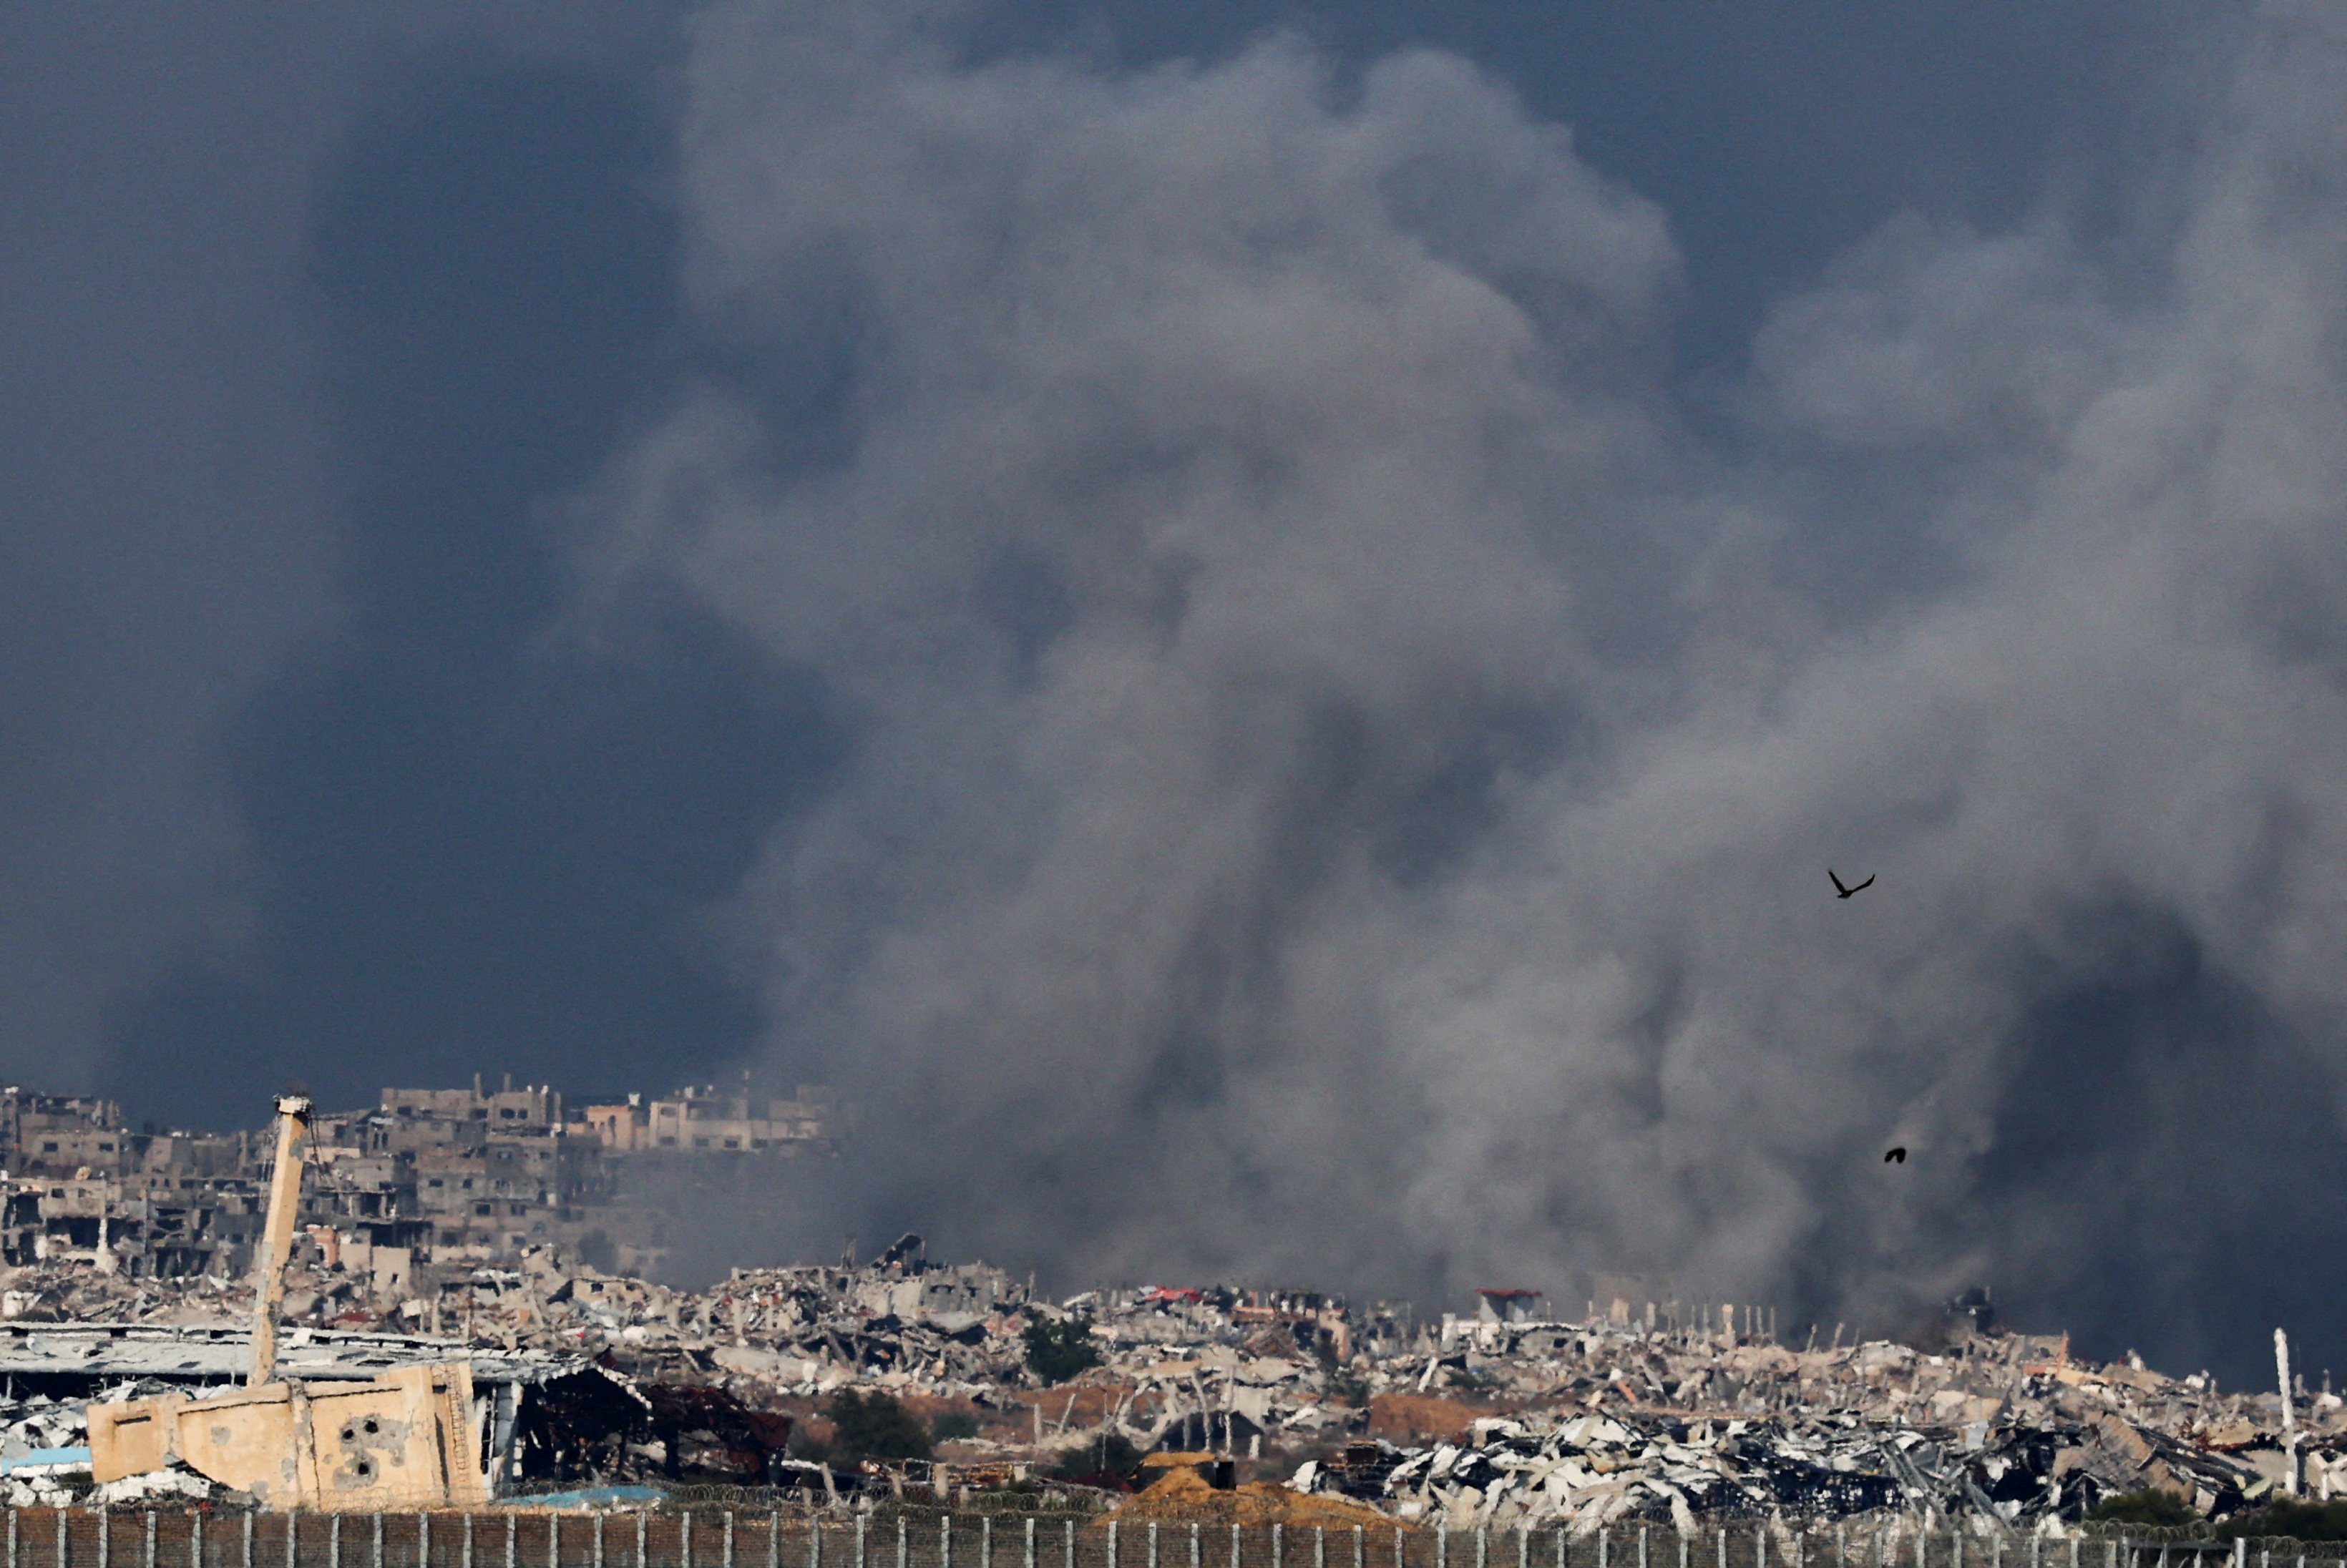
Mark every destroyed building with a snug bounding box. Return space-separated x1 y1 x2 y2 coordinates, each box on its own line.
0 1079 841 1282
4 1208 2346 1529
1 1081 2341 1527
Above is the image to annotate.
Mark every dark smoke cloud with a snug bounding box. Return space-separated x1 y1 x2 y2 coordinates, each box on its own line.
6 0 2341 1391
572 0 2347 1383
104 50 841 1120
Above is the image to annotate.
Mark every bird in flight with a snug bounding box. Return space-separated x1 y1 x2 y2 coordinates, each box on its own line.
1829 869 1875 899
1883 1147 1906 1163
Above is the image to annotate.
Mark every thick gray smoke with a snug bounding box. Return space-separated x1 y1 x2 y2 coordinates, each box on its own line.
587 1 2347 1366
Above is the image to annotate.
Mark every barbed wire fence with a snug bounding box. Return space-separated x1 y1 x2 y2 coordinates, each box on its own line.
8 1510 2347 1568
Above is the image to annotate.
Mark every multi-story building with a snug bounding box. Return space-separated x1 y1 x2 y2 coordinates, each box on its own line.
628 1084 837 1154
0 1077 840 1281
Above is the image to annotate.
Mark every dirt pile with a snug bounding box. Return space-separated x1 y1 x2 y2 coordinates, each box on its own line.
1114 1466 1392 1528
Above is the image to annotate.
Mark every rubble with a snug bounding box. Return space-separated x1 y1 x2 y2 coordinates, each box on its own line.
0 1088 2337 1526
6 1227 2339 1527
3 1220 2339 1530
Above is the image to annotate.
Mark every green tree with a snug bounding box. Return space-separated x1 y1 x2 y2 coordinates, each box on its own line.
824 1388 934 1462
1023 1316 1103 1384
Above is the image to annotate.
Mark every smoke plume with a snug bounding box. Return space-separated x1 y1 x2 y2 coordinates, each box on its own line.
578 1 2347 1378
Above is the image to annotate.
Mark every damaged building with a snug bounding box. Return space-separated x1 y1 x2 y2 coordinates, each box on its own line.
5 1092 2347 1530
0 1080 841 1281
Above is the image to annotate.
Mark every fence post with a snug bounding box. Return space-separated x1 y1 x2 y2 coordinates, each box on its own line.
1641 1528 1651 1568
1067 1525 1077 1568
1677 1535 1687 1568
1433 1530 1441 1568
595 1519 605 1568
145 1515 157 1568
1191 1527 1200 1568
331 1517 341 1568
1718 1529 1726 1568
241 1511 253 1568
1108 1523 1118 1568
640 1516 649 1568
1475 1536 1485 1568
461 1516 471 1568
98 1507 109 1568
722 1515 733 1568
417 1516 429 1568
6 1506 13 1568
193 1516 203 1568
374 1517 384 1568
1319 1533 1327 1568
857 1519 868 1568
285 1518 295 1568
940 1517 951 1568
553 1516 562 1568
1760 1529 1768 1568
681 1516 691 1568
1356 1529 1365 1568
895 1521 905 1568
1601 1534 1609 1568
1276 1527 1284 1568
982 1519 991 1568
1148 1524 1157 1568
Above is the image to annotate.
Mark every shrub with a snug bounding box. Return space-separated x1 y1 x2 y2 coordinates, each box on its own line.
1023 1316 1103 1384
2220 1500 2347 1542
2092 1490 2197 1527
824 1388 933 1462
1051 1431 1143 1483
932 1408 982 1443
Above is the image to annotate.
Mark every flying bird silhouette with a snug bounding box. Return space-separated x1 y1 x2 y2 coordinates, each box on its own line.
1829 869 1875 899
1883 1147 1906 1163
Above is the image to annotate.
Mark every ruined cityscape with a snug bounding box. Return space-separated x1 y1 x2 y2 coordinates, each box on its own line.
0 1086 2336 1558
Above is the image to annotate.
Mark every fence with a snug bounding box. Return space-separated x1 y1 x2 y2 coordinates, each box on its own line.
1 1515 2340 1568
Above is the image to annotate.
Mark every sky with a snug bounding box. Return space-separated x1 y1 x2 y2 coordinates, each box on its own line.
6 0 2346 1388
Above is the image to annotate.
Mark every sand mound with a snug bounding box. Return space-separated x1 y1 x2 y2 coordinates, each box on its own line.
1111 1466 1392 1529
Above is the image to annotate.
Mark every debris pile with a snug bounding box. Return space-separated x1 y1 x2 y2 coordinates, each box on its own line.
1 1081 2338 1525
1277 1326 2333 1531
9 1238 2336 1527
